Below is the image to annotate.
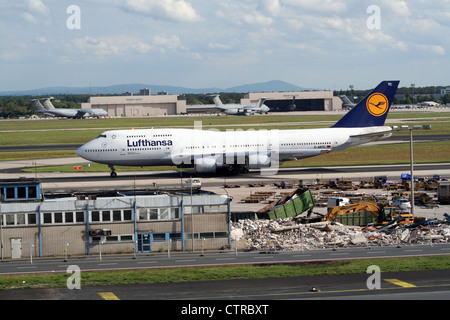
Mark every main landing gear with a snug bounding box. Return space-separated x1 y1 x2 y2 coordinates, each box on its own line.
226 164 249 175
109 165 117 178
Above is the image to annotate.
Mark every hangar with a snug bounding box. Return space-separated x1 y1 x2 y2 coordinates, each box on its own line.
240 90 342 112
81 92 187 117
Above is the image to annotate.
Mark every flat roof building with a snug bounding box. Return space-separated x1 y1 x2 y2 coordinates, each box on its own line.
0 179 230 259
81 93 187 117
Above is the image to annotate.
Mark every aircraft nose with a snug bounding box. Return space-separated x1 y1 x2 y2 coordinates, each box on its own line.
76 145 84 158
76 143 91 160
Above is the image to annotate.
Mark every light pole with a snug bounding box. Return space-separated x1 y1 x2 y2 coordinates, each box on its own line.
409 128 415 217
394 124 431 217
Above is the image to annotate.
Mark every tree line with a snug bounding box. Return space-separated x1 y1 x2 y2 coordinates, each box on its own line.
0 89 448 119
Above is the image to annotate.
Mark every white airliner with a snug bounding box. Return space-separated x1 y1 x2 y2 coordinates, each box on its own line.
32 98 108 118
212 95 269 115
77 81 399 177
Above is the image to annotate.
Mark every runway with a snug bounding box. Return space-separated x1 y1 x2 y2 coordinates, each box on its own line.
1 265 449 301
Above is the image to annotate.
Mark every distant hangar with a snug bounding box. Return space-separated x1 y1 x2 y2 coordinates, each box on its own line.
188 90 343 114
241 90 342 112
81 89 186 117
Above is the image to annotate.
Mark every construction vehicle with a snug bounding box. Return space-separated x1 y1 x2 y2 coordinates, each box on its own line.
324 201 414 226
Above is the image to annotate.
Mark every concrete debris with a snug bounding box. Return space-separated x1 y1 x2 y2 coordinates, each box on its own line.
231 218 450 251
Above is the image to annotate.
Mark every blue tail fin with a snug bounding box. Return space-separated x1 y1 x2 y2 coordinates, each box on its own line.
332 81 399 128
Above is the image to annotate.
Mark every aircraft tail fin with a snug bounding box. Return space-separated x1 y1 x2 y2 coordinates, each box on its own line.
339 95 353 105
212 95 223 107
31 99 47 112
255 97 266 108
332 81 399 128
42 98 56 110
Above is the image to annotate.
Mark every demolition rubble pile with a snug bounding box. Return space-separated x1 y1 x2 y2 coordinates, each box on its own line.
231 218 450 251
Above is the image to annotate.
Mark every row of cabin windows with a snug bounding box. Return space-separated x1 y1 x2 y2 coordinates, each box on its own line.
281 142 332 146
125 134 173 138
85 149 118 152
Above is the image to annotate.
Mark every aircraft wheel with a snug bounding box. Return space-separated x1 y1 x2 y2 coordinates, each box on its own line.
110 171 117 178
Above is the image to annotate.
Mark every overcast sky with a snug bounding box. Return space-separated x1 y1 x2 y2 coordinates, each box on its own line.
1 0 449 92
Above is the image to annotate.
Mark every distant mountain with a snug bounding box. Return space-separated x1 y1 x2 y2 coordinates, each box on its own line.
0 80 310 96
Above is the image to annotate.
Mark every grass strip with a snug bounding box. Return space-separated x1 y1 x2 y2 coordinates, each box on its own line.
1 255 449 290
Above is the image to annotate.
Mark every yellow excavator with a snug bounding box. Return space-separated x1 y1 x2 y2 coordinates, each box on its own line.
324 201 414 226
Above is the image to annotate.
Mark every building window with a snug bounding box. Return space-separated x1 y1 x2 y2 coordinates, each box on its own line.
170 208 179 219
102 211 111 222
121 235 133 241
28 186 37 199
44 212 52 224
106 236 119 242
54 212 63 224
65 212 74 223
123 210 132 221
17 187 26 199
28 213 36 225
92 211 100 222
16 214 26 225
5 214 14 226
150 208 158 220
138 208 148 221
113 210 121 222
152 233 166 241
6 187 15 199
160 208 169 220
76 211 84 223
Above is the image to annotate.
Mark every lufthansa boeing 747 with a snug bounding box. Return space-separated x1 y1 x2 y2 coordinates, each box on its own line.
76 81 399 177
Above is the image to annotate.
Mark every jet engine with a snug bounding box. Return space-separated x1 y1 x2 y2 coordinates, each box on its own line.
247 153 271 169
194 156 217 173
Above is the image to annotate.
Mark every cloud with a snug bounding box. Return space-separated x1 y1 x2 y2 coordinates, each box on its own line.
22 12 37 24
417 44 446 55
35 36 47 44
69 34 187 59
71 36 120 57
152 35 186 51
380 0 410 17
219 2 273 27
282 0 347 14
121 0 202 22
27 0 49 15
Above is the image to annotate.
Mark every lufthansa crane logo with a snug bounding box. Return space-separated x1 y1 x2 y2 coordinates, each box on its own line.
366 93 389 116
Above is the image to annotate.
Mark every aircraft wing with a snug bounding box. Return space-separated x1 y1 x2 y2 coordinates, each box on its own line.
349 130 392 141
348 129 392 146
75 110 88 118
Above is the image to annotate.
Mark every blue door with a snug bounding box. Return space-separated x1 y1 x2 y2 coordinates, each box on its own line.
138 234 151 253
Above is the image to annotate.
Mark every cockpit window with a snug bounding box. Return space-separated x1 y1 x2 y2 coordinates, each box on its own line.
97 134 107 138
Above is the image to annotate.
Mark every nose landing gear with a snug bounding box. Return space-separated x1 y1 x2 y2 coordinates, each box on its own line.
108 165 117 178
